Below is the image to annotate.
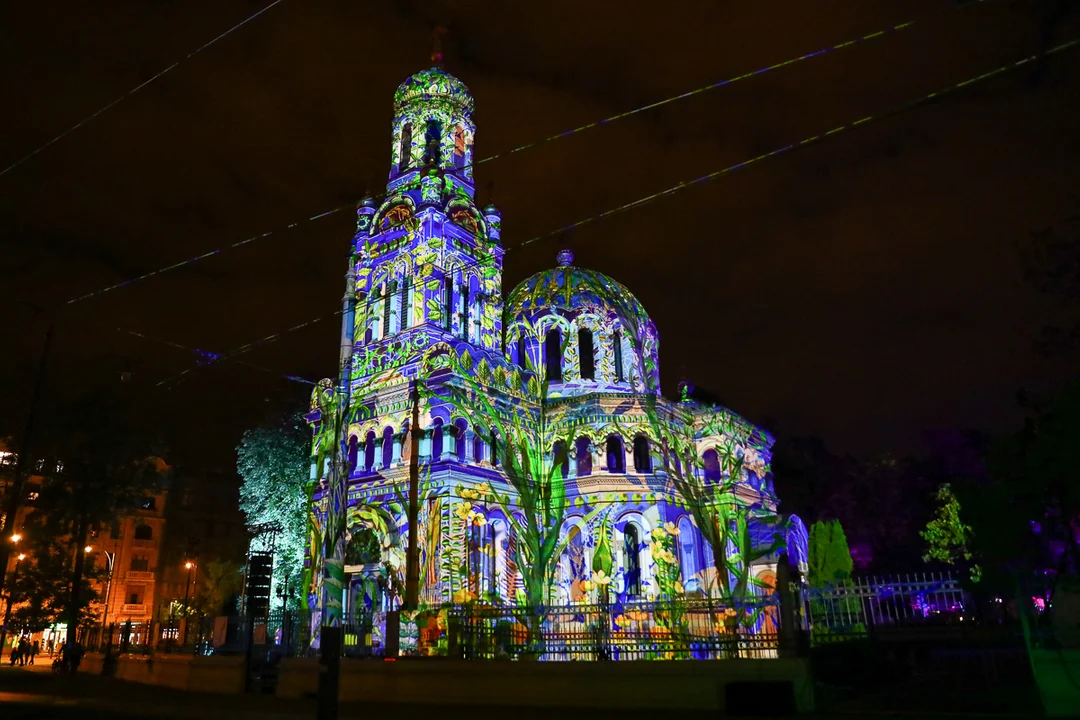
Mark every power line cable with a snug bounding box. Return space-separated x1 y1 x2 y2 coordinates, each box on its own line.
58 1 999 309
120 328 314 385
0 0 287 179
155 36 1080 389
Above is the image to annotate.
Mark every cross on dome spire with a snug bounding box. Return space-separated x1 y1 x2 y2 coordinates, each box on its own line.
431 25 446 65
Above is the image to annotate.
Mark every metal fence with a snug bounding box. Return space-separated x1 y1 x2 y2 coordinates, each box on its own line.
801 572 966 644
442 598 782 661
79 573 969 661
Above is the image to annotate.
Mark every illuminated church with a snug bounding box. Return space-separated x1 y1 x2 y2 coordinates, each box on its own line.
306 63 807 624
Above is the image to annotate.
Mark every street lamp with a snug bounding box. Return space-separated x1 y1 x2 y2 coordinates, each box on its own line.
10 534 21 544
181 560 197 646
1 552 26 660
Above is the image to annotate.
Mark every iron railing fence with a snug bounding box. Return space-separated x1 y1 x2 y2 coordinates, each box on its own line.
158 598 786 661
801 572 967 644
442 598 783 661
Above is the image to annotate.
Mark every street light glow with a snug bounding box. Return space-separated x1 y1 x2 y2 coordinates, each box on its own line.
85 545 93 553
10 533 20 543
17 553 26 561
185 561 193 569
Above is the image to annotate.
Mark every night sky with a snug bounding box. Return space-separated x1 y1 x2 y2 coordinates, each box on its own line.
2 1 1078 470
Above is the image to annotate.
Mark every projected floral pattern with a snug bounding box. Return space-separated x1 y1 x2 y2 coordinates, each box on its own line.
304 64 806 647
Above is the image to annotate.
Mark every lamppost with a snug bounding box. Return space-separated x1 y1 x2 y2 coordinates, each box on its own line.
86 546 117 647
1 553 26 659
181 561 197 646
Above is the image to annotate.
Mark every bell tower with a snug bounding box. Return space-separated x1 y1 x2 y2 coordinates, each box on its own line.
348 54 504 383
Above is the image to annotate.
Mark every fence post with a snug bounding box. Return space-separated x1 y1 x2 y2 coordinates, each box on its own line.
778 559 797 658
102 622 117 676
385 610 400 658
317 626 341 720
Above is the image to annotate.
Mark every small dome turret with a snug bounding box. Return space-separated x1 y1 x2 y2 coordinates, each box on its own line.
504 252 660 394
388 66 477 195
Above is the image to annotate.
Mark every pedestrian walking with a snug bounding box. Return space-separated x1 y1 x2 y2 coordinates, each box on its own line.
17 637 29 666
46 638 54 656
7 641 18 666
29 640 39 665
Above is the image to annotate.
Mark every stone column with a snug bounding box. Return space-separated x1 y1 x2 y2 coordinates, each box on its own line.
392 436 403 466
419 432 431 464
465 431 478 462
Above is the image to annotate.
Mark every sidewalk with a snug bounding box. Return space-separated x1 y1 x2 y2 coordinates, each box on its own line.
0 664 1046 719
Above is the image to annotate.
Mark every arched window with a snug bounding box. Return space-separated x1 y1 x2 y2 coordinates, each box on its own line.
383 281 396 338
345 527 380 566
515 332 526 370
459 277 470 340
454 419 468 462
545 328 562 382
364 327 373 344
453 125 466 168
575 437 592 476
134 524 153 541
623 524 641 597
490 429 500 467
431 418 444 461
562 525 588 603
633 436 651 473
678 517 698 588
400 421 412 465
613 330 624 383
442 273 453 331
399 122 413 169
606 436 625 473
468 276 483 346
364 431 376 473
578 328 595 380
473 429 485 463
492 520 508 600
347 435 359 474
382 426 394 469
703 449 722 482
424 118 442 165
399 276 411 329
553 441 570 479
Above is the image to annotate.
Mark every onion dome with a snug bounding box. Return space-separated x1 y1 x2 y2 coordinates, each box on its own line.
394 66 474 115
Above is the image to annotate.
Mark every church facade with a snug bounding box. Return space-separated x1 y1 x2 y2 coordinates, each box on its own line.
305 64 807 625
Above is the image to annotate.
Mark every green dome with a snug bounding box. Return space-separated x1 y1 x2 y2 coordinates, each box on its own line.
505 251 651 328
394 66 474 114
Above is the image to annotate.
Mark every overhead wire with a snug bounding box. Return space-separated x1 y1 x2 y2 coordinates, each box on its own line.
120 328 315 385
0 0 288 179
153 36 1080 390
56 0 1001 309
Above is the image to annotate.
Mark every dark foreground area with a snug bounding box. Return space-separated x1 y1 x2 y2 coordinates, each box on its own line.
0 663 1052 720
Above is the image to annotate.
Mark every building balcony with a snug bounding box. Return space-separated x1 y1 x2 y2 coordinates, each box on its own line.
121 603 147 615
132 538 156 548
126 571 155 582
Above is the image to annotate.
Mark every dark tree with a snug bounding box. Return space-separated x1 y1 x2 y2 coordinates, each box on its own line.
19 393 166 636
1019 210 1080 356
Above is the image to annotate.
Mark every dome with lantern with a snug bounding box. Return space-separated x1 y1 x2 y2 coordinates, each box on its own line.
504 249 660 393
394 66 474 115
